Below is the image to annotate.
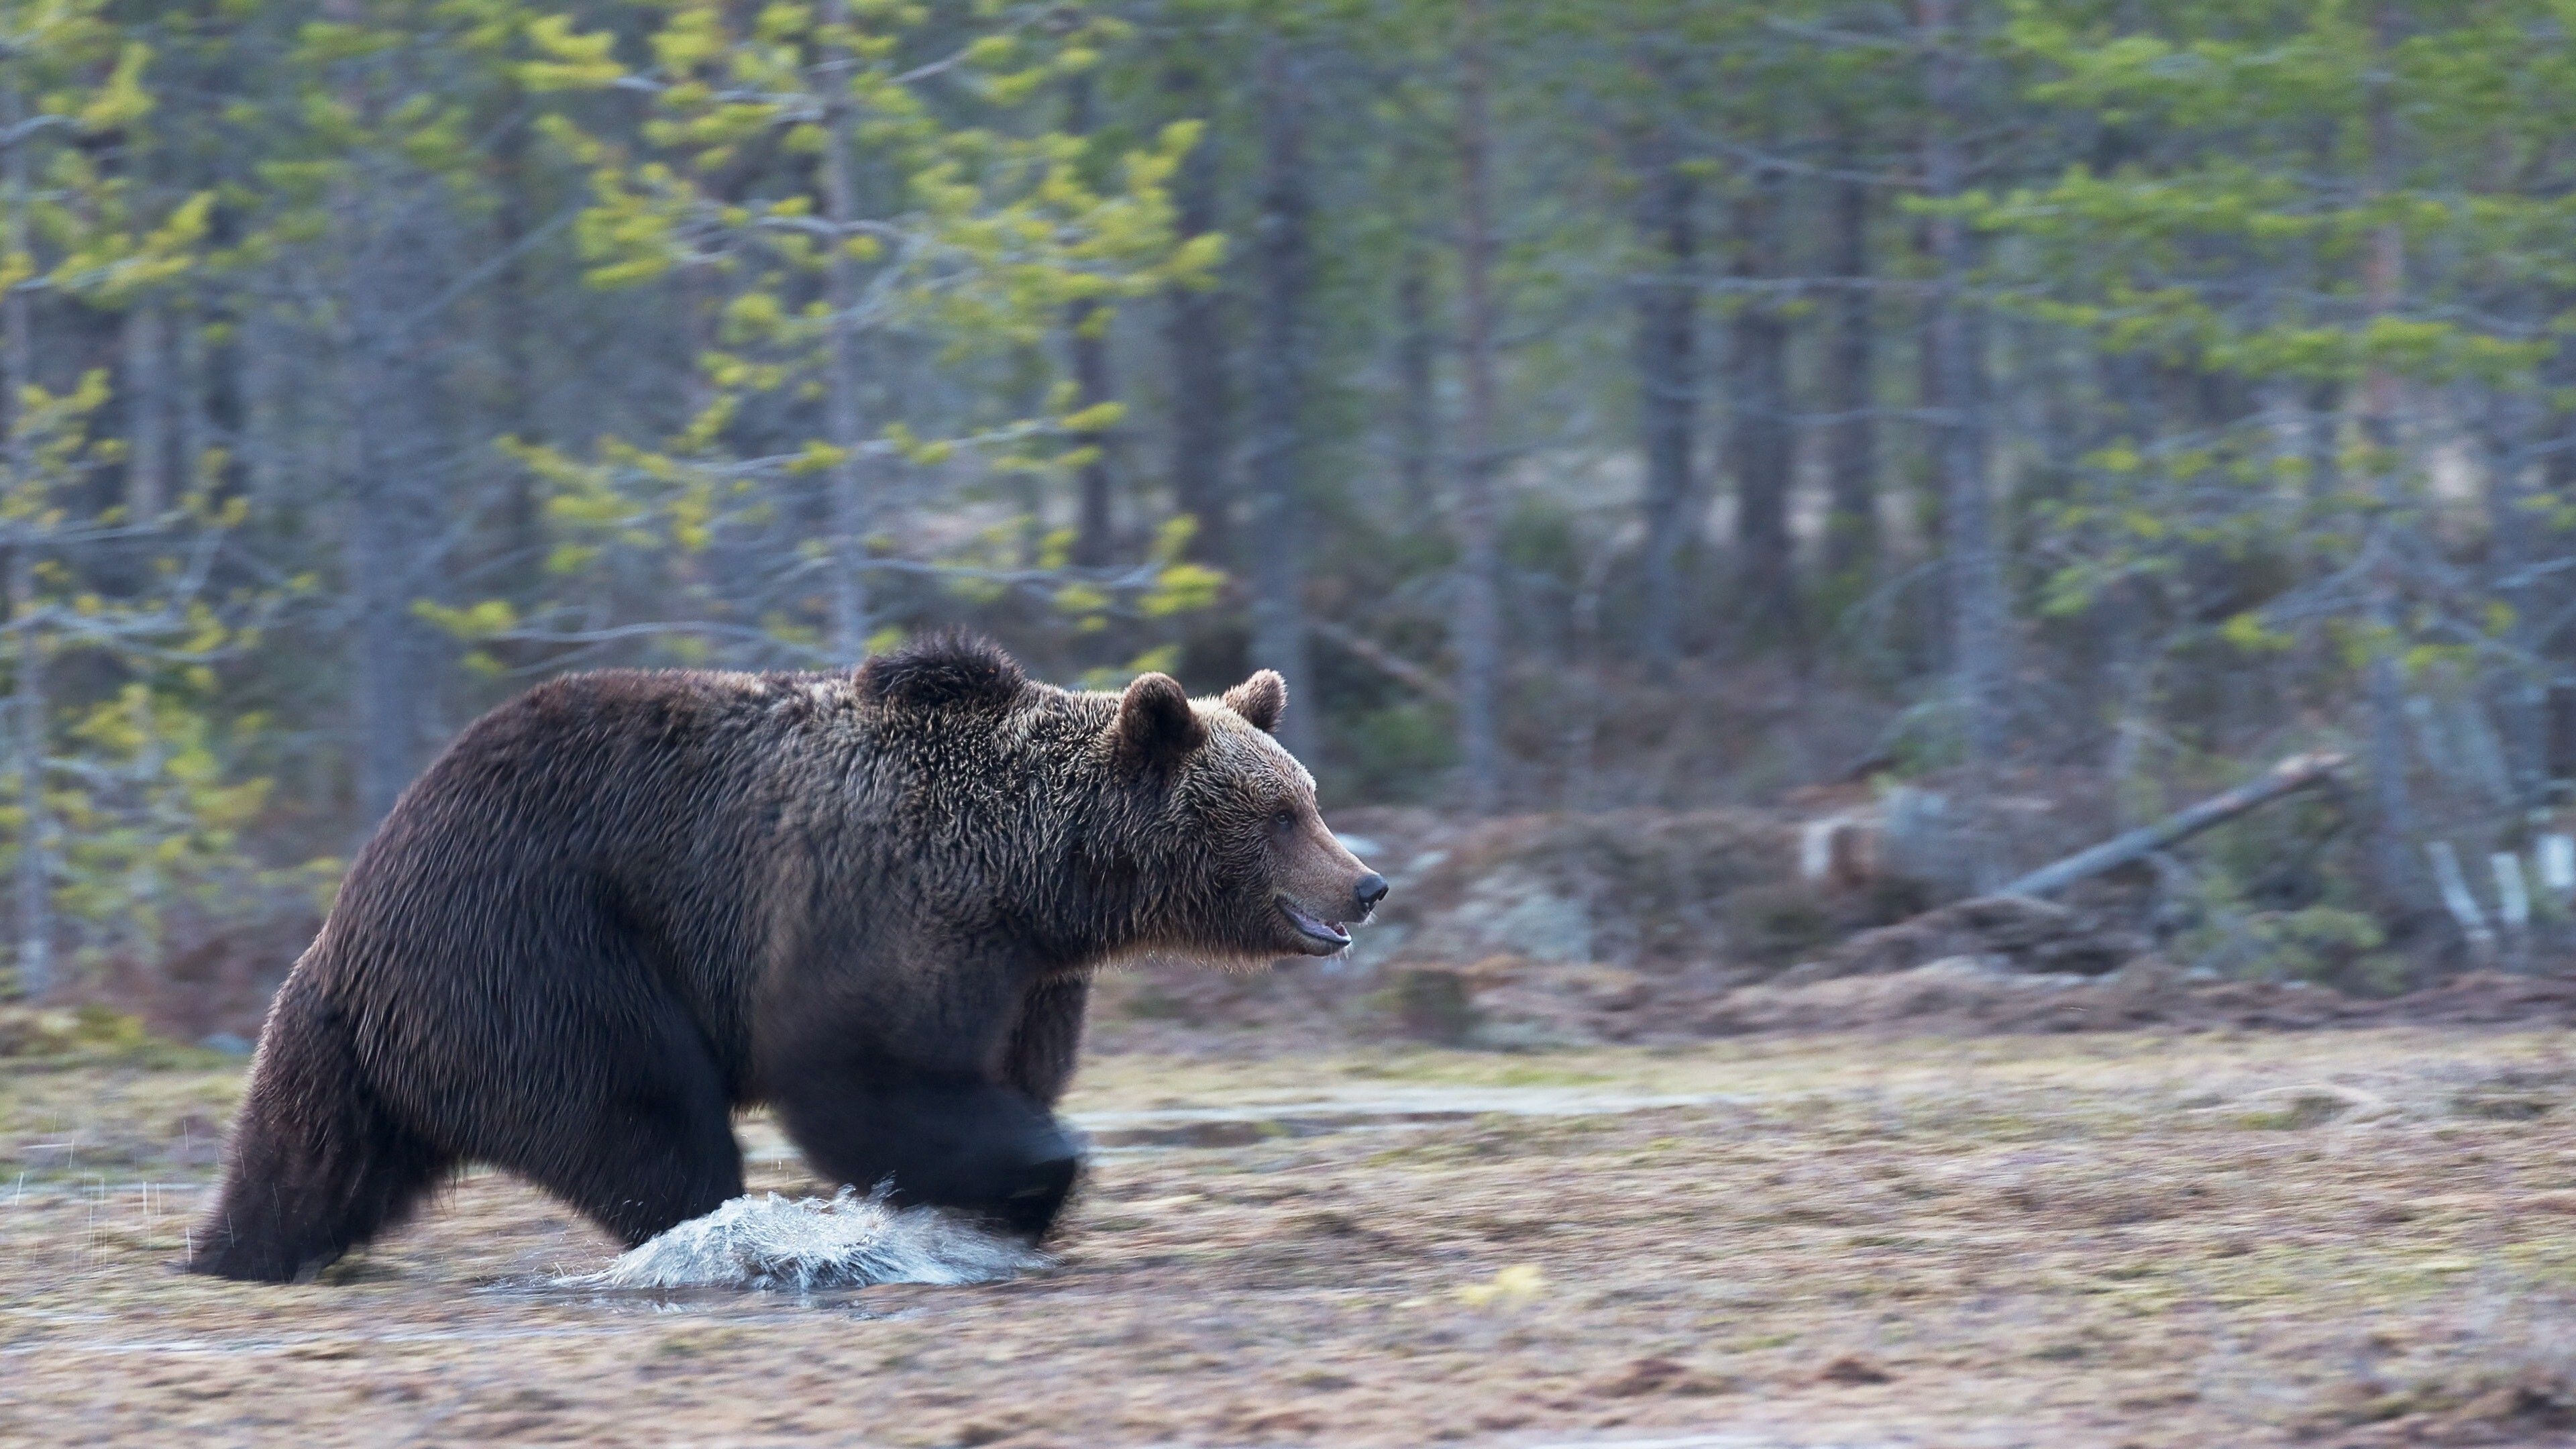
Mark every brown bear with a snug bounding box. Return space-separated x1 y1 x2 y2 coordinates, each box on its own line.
189 635 1383 1281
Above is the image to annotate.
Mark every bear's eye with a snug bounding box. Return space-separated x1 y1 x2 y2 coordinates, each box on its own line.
1269 806 1297 833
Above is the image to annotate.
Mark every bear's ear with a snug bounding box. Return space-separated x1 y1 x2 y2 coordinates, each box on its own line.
1114 672 1206 767
1222 669 1287 733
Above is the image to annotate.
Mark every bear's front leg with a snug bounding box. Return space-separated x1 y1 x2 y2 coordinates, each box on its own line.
1002 973 1091 1108
763 924 1084 1240
775 1072 1080 1240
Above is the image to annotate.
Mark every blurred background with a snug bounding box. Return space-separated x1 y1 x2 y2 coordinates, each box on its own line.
3 0 2574 1045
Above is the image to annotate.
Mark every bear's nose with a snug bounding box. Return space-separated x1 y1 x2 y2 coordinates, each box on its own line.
1352 872 1389 913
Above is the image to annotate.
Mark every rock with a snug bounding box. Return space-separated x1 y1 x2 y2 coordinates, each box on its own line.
1817 1353 1894 1386
1391 967 1479 1045
0 1008 78 1057
1594 1355 1731 1398
1358 809 1811 975
1456 867 1592 965
0 1004 149 1058
2224 1083 2396 1129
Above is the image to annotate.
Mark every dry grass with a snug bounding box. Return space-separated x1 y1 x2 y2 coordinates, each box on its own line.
7 1027 2576 1447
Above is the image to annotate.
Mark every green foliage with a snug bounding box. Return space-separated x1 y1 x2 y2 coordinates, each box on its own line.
1963 1 2576 885
2175 887 2394 990
44 684 303 958
2158 788 2396 989
1331 700 1455 804
8 0 2576 1000
468 0 1214 661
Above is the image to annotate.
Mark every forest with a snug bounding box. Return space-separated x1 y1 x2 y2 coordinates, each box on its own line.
2 0 2573 1007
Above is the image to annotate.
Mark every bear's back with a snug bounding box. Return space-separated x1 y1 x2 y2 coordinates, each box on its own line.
309 669 849 1089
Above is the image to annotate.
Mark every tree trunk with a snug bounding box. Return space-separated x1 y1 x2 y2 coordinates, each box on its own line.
343 453 415 830
7 555 42 1000
819 42 871 660
1727 157 1796 640
1998 753 2349 899
123 301 170 521
1452 0 1505 813
1631 121 1697 665
1068 297 1118 568
1821 133 1878 579
1396 248 1437 521
1920 0 2010 886
1163 58 1232 568
1004 342 1048 570
2358 0 2426 918
5 68 49 996
2536 321 2576 784
176 299 211 500
492 97 546 623
1065 70 1119 571
239 307 291 505
1248 39 1316 764
319 1 459 829
338 177 439 828
2548 336 2576 496
2304 378 2343 505
2479 388 2551 808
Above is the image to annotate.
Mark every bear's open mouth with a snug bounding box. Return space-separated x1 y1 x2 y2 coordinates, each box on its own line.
1275 897 1351 952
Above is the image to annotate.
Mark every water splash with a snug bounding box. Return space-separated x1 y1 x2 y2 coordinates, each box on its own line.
567 1189 1047 1293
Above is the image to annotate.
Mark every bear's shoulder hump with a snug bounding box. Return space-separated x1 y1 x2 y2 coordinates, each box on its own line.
853 631 1028 712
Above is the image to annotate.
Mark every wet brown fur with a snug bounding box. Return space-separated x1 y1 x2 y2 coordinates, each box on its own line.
191 635 1376 1281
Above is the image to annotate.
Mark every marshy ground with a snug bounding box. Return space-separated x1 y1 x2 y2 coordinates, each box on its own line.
7 1026 2576 1448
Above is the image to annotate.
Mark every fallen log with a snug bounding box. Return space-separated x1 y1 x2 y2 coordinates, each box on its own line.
1995 751 2349 900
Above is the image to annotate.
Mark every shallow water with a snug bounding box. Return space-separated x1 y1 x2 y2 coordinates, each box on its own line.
564 1189 1047 1292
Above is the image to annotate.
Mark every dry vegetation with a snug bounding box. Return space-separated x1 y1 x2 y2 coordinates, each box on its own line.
7 1026 2576 1447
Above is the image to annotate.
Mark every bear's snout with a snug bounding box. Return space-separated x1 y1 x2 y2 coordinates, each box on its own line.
1353 871 1389 917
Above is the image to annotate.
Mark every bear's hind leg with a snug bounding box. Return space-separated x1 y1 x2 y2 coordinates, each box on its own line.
534 1091 743 1249
511 999 744 1248
191 983 450 1281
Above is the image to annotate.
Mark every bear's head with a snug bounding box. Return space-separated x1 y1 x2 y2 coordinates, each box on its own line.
1106 667 1387 963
